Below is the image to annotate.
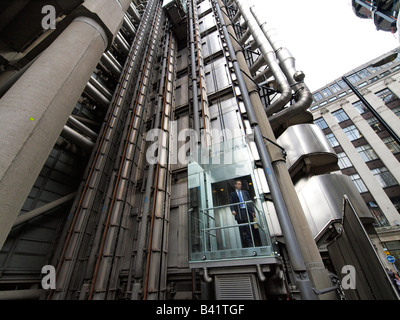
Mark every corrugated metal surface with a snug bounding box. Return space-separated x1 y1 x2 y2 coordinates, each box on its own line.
215 274 259 300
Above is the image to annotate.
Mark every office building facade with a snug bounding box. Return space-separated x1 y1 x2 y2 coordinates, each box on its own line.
310 47 400 271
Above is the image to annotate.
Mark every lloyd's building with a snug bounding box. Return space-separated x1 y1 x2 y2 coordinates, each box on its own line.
0 0 398 300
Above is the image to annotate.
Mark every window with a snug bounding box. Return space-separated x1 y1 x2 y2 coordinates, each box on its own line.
352 101 367 114
370 166 398 188
321 88 332 98
329 83 342 93
357 68 371 79
366 116 384 132
391 106 400 118
369 76 379 84
337 79 348 89
314 117 328 130
349 174 368 193
390 196 400 214
376 88 398 104
356 144 379 162
313 92 323 102
343 124 362 141
325 133 339 147
332 109 349 123
368 202 390 227
347 73 360 83
382 136 400 154
337 152 352 169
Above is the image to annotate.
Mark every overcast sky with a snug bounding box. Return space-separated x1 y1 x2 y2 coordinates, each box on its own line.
250 0 400 91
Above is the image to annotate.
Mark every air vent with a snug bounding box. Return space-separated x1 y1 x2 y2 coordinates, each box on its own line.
215 274 259 300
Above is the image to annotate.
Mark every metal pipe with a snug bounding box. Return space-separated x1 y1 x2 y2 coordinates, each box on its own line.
188 0 201 137
256 264 266 282
249 55 266 75
203 268 213 283
135 31 171 280
13 192 77 227
101 51 123 76
214 0 315 300
250 7 313 128
115 32 130 55
84 81 111 110
89 75 113 101
0 289 44 300
123 14 136 37
128 2 141 23
67 115 98 140
253 66 273 84
50 0 157 300
61 125 95 150
234 1 292 115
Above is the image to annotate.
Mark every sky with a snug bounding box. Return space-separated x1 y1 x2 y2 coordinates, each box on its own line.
250 0 400 91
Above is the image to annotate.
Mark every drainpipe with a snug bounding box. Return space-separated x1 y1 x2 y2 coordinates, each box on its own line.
214 0 315 300
234 0 292 116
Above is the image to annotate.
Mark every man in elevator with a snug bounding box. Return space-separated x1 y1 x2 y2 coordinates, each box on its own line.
229 179 255 247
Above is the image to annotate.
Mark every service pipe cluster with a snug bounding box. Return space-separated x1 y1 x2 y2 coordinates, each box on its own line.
233 0 313 130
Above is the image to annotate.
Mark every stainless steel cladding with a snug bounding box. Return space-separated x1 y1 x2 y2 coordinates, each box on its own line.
295 174 375 240
277 124 339 178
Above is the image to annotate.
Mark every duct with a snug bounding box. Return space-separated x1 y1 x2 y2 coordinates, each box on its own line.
135 31 171 280
213 0 315 300
249 55 266 75
61 125 95 150
123 14 136 37
115 32 130 55
238 28 251 45
89 75 113 101
253 66 273 84
128 2 141 23
51 0 159 300
234 1 292 116
0 289 44 300
84 81 111 110
67 115 98 140
87 1 163 300
101 51 123 76
13 192 77 228
250 7 313 131
188 0 201 137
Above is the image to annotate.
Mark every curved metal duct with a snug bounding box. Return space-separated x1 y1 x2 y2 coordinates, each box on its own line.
250 7 313 134
234 0 292 115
